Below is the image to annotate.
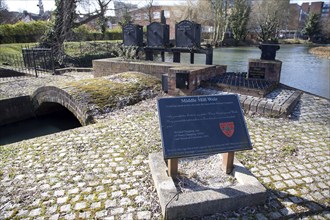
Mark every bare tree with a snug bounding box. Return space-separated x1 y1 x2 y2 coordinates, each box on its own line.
146 0 154 23
182 0 227 44
181 0 213 22
181 0 199 21
0 0 7 10
40 0 76 64
77 0 113 38
40 0 117 62
211 0 230 44
0 0 7 22
249 0 289 42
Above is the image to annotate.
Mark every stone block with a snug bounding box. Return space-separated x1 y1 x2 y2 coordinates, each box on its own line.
257 100 268 114
243 98 254 112
248 59 282 83
250 99 260 113
0 96 34 126
264 102 275 116
271 104 282 117
149 152 267 220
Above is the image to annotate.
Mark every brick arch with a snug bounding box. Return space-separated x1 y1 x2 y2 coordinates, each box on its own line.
31 86 93 126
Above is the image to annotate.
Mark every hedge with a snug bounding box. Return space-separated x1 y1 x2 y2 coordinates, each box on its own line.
0 21 49 44
72 25 122 41
0 22 123 44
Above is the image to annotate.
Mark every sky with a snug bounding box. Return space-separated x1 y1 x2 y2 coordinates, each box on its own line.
4 0 181 14
4 0 330 14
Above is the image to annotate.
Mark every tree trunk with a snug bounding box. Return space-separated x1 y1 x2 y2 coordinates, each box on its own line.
40 0 76 64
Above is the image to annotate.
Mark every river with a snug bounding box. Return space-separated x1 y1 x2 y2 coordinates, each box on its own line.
0 110 81 145
180 45 329 99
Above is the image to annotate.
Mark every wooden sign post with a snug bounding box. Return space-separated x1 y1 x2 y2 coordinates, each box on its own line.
167 159 178 177
157 95 251 177
222 152 235 174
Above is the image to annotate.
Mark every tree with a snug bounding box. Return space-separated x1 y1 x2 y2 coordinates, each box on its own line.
211 0 230 44
40 0 116 63
95 0 112 38
118 10 132 27
302 13 321 41
0 0 7 10
181 0 213 25
229 0 250 44
249 0 289 42
40 0 76 64
0 0 7 22
320 16 330 40
181 0 198 21
146 0 154 23
78 0 113 38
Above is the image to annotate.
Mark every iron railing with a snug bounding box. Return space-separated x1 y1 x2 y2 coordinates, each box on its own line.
0 47 55 79
22 47 55 76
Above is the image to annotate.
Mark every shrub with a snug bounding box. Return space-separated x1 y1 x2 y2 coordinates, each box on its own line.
72 25 122 41
0 21 49 43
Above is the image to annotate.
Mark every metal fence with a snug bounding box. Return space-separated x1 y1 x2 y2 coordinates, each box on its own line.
22 47 55 76
0 47 55 79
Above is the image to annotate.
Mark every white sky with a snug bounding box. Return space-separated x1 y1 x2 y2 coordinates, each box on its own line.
5 0 330 14
5 0 183 14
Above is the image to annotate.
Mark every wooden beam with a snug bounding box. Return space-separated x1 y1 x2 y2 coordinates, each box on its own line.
222 152 234 174
168 158 178 177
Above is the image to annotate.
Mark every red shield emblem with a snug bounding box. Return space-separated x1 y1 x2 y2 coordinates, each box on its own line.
220 122 235 138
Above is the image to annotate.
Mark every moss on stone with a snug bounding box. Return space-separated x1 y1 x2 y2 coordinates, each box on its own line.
64 72 161 113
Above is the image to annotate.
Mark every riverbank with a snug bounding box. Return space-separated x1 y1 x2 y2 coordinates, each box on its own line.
309 46 330 59
1 72 330 219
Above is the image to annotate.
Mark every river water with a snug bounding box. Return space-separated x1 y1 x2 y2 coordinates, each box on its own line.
0 110 81 145
180 45 329 99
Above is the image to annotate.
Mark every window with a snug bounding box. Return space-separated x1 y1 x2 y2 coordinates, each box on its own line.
153 11 160 19
135 14 141 20
164 10 170 18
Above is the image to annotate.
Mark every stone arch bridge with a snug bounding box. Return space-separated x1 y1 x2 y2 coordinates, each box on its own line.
31 86 93 126
0 86 93 127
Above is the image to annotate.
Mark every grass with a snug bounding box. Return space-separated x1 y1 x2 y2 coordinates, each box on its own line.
309 46 330 59
0 40 122 57
279 39 310 44
63 40 122 57
0 42 37 56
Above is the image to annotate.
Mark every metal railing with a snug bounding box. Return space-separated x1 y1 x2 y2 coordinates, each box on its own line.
0 47 55 79
22 47 55 76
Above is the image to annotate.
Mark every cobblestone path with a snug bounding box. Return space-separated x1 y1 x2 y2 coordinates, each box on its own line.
0 93 329 219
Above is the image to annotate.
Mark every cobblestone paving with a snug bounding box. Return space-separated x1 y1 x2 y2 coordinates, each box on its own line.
0 72 93 100
1 84 329 219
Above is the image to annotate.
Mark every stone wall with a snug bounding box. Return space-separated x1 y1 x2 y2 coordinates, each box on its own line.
0 96 34 126
168 65 227 96
93 58 181 79
93 58 227 96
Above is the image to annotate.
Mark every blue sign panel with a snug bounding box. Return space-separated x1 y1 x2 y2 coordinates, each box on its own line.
157 95 252 159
